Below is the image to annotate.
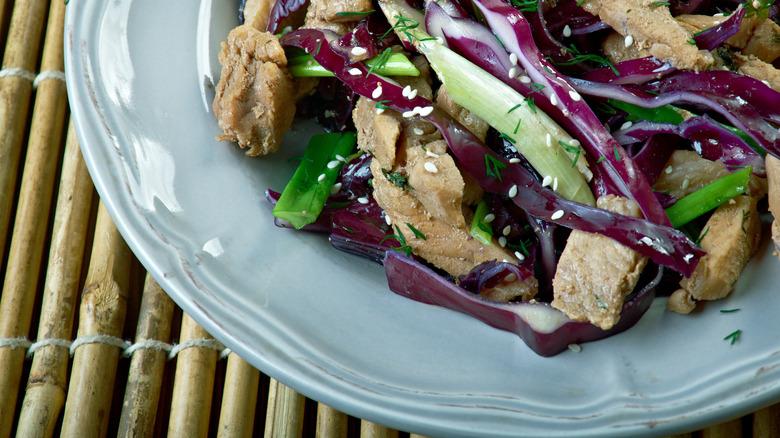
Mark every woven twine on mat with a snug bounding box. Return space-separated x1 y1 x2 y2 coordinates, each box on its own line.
0 67 66 87
0 336 231 360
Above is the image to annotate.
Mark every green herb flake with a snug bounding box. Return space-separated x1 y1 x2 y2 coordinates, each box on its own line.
594 295 608 310
613 144 622 161
723 329 742 345
558 140 582 167
382 169 411 190
335 10 374 16
720 308 741 313
406 222 427 240
485 154 508 182
507 103 524 114
695 225 710 246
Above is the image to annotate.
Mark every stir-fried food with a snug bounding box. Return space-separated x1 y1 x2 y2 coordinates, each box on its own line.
214 0 780 356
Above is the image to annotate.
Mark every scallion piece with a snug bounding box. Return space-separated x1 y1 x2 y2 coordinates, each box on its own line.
470 197 494 246
272 132 357 229
287 52 420 77
664 166 752 228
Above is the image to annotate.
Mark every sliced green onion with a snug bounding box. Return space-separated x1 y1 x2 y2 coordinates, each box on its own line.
470 197 494 246
664 166 752 228
272 132 357 229
415 32 595 206
608 99 685 124
287 52 420 77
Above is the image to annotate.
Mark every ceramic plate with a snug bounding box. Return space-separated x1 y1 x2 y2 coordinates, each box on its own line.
65 1 780 436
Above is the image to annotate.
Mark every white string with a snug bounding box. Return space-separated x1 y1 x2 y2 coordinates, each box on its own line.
167 339 228 360
121 339 172 358
0 67 36 82
0 68 66 88
0 337 33 350
33 69 66 88
69 334 131 356
26 338 73 359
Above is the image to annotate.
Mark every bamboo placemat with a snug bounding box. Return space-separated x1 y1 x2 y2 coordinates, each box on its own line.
1 1 779 436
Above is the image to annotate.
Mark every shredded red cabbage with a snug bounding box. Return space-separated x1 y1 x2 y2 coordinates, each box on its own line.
581 57 677 85
692 5 745 50
266 0 308 34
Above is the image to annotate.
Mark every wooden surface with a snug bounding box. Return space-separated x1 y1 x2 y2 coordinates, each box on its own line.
1 1 779 436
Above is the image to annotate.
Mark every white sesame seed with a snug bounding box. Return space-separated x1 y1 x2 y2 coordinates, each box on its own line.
683 253 693 263
402 110 415 118
436 37 444 44
542 175 553 187
761 80 770 87
357 196 369 204
335 154 346 162
568 344 582 353
570 139 581 147
317 173 326 182
351 46 367 56
624 35 633 48
349 68 361 76
385 214 392 226
426 150 440 158
549 93 559 106
546 133 552 147
682 178 690 190
498 236 507 247
553 177 558 191
508 184 518 197
620 121 633 130
502 225 512 236
505 273 517 282
508 67 518 79
509 157 521 163
519 75 532 84
402 85 411 97
331 182 342 195
408 89 418 99
640 236 654 246
376 108 385 115
327 160 340 169
569 90 581 101
417 106 434 117
551 210 564 220
372 85 383 99
424 162 438 173
665 165 674 174
413 127 424 136
514 251 525 261
301 210 307 216
483 213 496 223
509 53 518 65
563 25 572 38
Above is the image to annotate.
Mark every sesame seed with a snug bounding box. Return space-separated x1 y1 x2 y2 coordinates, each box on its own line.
424 162 438 173
331 182 342 195
553 177 558 191
509 158 521 163
514 251 525 261
551 210 564 220
620 121 633 130
413 127 424 136
509 53 518 65
483 213 495 223
624 35 633 48
426 150 440 158
335 154 346 162
408 89 418 99
546 133 552 147
542 175 553 187
508 184 518 197
498 236 507 247
301 210 307 216
436 37 444 44
505 273 517 282
376 108 385 115
357 196 369 204
681 178 690 190
327 160 340 169
570 139 581 147
563 25 572 38
519 75 532 84
372 85 383 99
640 236 653 246
508 67 518 79
665 165 674 174
402 110 415 118
317 174 326 182
549 93 558 106
385 214 392 226
569 90 581 101
502 225 512 236
351 46 367 56
402 85 411 97
683 253 693 263
349 68 361 76
568 344 582 353
417 106 434 117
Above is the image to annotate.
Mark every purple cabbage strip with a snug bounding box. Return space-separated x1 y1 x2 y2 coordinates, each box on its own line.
524 0 576 68
625 134 680 186
333 22 381 63
471 0 672 227
692 5 745 50
581 57 677 85
329 210 397 263
279 27 705 275
458 260 535 294
669 0 710 15
543 0 610 36
384 251 663 357
613 116 766 175
568 74 780 158
266 0 308 34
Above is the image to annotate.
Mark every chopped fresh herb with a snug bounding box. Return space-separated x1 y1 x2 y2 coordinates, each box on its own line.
596 156 606 163
524 96 537 114
375 99 392 110
716 46 739 71
529 83 545 94
595 295 608 310
613 144 621 162
723 329 741 345
470 197 494 245
552 45 619 75
558 140 582 167
514 117 522 134
576 0 585 5
366 47 392 77
380 224 413 257
686 38 697 46
741 209 750 236
695 226 710 246
485 154 508 182
343 227 355 233
720 308 741 313
315 40 322 55
507 103 524 114
382 169 412 190
510 0 539 12
498 132 514 142
406 222 427 240
335 10 374 16
649 0 670 6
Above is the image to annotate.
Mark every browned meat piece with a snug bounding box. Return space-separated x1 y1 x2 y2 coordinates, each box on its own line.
602 31 651 63
371 159 537 301
242 0 274 31
767 155 780 261
743 19 780 63
669 195 762 313
353 96 403 169
551 195 649 330
301 0 372 35
581 0 713 71
653 150 767 200
676 13 761 49
677 14 780 63
212 25 295 156
435 86 490 142
405 140 467 228
731 53 780 91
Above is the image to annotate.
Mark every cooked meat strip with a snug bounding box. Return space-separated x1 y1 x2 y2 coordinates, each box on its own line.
552 195 649 330
435 86 490 142
242 0 274 31
669 195 762 313
301 0 371 35
767 155 780 262
581 0 714 71
212 25 296 156
353 96 403 169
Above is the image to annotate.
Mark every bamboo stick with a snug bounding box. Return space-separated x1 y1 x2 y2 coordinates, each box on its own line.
315 404 348 438
264 379 306 438
0 2 70 436
167 313 221 438
700 417 743 438
117 273 176 437
0 0 49 265
15 120 94 437
217 352 261 438
60 201 133 438
360 421 398 438
752 403 780 438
